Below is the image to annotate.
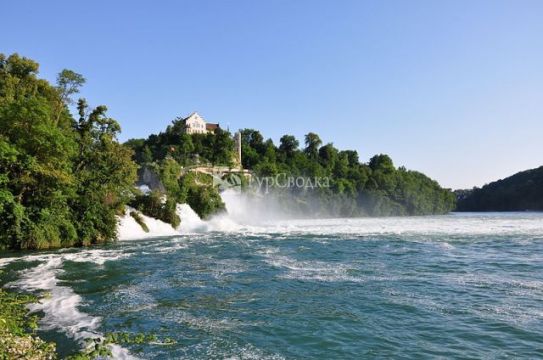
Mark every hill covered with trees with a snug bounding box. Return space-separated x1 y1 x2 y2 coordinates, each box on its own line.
127 123 456 218
456 166 543 211
237 129 456 216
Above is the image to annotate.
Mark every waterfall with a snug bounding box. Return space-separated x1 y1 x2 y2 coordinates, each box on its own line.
117 189 271 239
117 207 179 240
176 204 209 232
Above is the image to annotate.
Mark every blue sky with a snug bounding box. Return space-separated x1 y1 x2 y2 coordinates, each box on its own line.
2 0 542 189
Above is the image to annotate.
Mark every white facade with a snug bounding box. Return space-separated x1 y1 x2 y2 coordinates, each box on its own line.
183 112 208 134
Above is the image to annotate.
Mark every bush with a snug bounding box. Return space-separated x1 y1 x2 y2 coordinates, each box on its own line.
178 173 225 219
129 211 149 232
130 191 180 228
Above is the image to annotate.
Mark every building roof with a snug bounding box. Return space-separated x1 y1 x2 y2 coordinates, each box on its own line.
206 123 219 131
182 112 200 122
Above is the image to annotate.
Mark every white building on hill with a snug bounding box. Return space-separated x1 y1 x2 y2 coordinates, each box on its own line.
181 112 219 134
179 111 242 167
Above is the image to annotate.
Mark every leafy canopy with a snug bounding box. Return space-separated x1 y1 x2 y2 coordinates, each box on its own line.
0 53 136 250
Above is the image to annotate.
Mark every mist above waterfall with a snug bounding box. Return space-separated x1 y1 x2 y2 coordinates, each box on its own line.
217 189 290 225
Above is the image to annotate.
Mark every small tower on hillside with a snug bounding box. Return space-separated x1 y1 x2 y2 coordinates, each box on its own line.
233 131 242 169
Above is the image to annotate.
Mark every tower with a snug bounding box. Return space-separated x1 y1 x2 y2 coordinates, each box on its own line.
234 131 242 169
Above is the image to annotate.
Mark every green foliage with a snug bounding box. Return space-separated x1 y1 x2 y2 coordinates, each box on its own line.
56 69 85 105
369 154 395 173
211 128 235 166
134 122 454 218
126 120 230 220
130 191 180 228
0 289 57 359
103 331 175 345
0 51 454 240
456 166 543 211
130 211 149 232
178 173 226 219
125 117 235 167
304 132 322 160
0 53 137 249
157 158 183 199
239 130 456 216
186 184 225 219
279 135 299 159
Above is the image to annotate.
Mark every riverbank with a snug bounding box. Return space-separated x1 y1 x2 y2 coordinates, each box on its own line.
0 289 56 359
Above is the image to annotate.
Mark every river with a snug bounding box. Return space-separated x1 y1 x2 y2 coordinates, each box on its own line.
1 212 543 358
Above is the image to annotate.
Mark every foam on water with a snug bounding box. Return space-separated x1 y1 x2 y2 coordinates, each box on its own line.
265 215 543 236
219 189 285 225
207 213 250 232
137 184 151 195
1 250 136 359
122 191 543 239
176 199 254 233
260 250 363 282
15 257 100 339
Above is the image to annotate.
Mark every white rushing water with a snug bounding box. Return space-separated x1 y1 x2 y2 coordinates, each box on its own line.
4 191 543 359
1 250 136 359
218 190 543 236
117 191 249 239
119 191 543 239
176 204 209 232
117 207 179 240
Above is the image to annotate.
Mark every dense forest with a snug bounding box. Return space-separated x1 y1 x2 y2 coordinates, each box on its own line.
0 54 137 250
456 166 543 211
127 123 456 217
239 129 456 216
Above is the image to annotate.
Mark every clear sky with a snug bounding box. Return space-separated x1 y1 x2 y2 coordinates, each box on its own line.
2 0 542 189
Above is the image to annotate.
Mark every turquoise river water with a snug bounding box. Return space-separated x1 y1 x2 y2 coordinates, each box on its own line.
1 212 543 359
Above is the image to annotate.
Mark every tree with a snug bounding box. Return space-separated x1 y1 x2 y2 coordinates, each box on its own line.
318 143 338 169
279 135 299 158
263 139 277 163
141 145 153 164
53 69 86 125
241 129 265 154
211 128 235 166
56 69 85 104
456 166 543 211
72 99 136 245
369 154 394 173
304 132 322 159
0 53 78 249
340 150 359 166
